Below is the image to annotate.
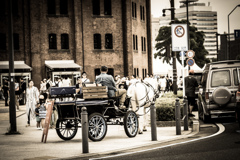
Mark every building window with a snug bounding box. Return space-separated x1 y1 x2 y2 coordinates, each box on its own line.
13 33 19 50
137 68 139 77
133 34 138 50
0 33 6 50
133 35 135 50
141 36 143 51
142 69 145 79
48 0 56 15
145 69 147 77
92 0 100 15
134 68 136 76
105 34 113 49
12 0 18 16
60 0 68 15
143 37 145 51
132 2 137 18
0 1 5 15
142 6 145 21
94 34 101 49
140 6 142 20
135 35 138 50
61 34 69 49
104 0 111 15
49 34 57 49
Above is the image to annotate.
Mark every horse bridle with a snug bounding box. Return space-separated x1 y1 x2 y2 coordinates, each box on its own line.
129 81 159 111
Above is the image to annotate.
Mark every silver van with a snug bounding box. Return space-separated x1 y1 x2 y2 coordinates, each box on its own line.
198 60 240 122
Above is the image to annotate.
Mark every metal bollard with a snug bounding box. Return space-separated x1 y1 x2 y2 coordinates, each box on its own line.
183 96 189 131
175 98 181 135
150 102 157 141
81 107 89 153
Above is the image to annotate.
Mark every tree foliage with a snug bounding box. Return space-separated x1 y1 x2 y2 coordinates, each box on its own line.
154 19 210 68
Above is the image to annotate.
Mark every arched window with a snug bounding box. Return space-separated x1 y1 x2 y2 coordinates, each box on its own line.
49 34 57 49
104 0 112 15
94 34 101 49
48 0 56 15
61 34 69 49
60 0 68 15
92 0 100 15
105 34 113 49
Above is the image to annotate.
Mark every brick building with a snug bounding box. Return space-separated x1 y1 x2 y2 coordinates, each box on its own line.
0 0 152 87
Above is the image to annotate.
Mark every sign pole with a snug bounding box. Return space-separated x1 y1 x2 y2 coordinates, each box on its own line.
181 51 185 97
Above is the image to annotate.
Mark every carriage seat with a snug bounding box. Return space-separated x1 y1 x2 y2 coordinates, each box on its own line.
82 84 108 100
49 86 76 98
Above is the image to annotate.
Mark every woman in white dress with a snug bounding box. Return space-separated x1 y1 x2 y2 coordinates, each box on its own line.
26 80 39 127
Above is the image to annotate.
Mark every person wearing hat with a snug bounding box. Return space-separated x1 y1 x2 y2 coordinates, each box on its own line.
184 70 198 117
95 66 127 109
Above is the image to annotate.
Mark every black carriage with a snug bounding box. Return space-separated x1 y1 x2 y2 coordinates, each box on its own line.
49 85 139 141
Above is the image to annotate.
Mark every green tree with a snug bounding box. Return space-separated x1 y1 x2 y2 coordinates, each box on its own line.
154 19 210 68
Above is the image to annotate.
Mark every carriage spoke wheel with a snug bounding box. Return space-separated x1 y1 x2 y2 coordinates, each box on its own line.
124 111 138 137
56 119 78 140
88 113 107 141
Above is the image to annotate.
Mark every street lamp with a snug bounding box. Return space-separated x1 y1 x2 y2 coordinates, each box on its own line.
179 0 198 54
228 4 240 60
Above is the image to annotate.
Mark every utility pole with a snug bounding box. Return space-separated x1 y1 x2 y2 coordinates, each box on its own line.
170 0 177 95
7 0 18 134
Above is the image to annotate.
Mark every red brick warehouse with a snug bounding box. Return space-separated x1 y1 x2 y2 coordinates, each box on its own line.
0 0 153 88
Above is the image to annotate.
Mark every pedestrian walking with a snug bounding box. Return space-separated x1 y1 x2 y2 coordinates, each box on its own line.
39 95 47 130
0 85 5 100
19 78 26 105
15 79 20 111
35 103 41 129
26 80 39 127
3 79 9 106
184 70 198 117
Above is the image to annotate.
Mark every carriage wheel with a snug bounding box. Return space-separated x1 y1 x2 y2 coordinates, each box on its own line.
124 111 138 138
88 113 107 141
56 119 78 140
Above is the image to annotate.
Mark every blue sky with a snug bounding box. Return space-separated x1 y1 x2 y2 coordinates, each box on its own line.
151 0 240 34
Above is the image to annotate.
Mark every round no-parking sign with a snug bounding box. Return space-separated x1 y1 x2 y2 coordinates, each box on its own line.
187 58 195 66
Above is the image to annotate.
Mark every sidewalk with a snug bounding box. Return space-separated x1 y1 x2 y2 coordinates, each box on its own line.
0 100 196 160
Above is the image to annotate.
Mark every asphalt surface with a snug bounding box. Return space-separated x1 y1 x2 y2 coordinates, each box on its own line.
88 119 240 160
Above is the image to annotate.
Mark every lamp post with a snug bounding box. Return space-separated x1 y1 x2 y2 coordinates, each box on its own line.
162 0 177 94
179 0 198 57
228 4 240 60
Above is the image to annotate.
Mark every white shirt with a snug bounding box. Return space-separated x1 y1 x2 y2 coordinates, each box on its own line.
62 79 71 87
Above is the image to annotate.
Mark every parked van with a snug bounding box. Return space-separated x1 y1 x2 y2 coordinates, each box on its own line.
198 60 240 122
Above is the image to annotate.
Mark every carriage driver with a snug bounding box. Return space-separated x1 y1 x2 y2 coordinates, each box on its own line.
95 66 127 109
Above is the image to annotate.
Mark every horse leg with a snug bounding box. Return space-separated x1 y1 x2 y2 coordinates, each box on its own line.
137 106 144 134
143 107 148 131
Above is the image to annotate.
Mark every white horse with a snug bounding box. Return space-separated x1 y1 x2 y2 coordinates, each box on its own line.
127 78 159 134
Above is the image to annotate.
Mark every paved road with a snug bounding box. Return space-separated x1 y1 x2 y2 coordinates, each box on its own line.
88 120 240 160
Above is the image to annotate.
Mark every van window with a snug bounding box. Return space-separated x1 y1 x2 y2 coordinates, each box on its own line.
233 69 240 86
211 70 231 87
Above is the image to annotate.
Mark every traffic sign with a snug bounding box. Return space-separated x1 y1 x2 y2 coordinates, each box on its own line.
171 24 188 51
179 51 186 57
186 50 195 58
187 58 195 66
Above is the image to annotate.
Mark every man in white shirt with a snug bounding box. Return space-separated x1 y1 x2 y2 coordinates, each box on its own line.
62 76 71 87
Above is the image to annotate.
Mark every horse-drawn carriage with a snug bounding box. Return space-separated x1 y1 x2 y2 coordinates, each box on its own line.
49 85 139 141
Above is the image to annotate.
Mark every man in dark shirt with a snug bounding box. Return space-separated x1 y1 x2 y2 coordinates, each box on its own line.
95 66 127 109
185 70 198 117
